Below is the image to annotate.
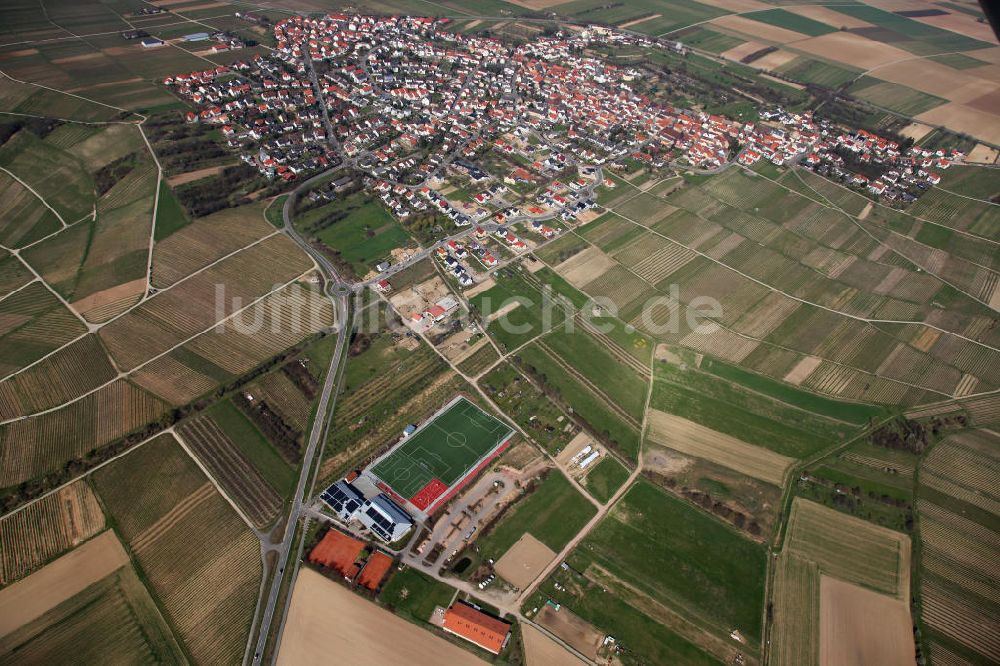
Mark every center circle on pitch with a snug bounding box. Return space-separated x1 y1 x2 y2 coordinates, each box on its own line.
446 432 467 447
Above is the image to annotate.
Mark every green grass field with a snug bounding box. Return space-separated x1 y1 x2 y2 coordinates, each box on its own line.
153 180 190 241
301 195 411 276
849 77 948 116
778 57 862 89
676 28 743 54
577 479 767 642
829 5 994 54
207 399 296 495
468 270 567 352
517 342 641 461
743 8 836 36
370 397 513 499
699 357 888 425
651 361 859 458
928 53 988 70
582 456 630 503
477 470 596 560
380 567 456 624
542 328 648 421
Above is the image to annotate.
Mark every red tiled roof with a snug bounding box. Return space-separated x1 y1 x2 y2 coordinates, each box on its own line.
443 602 511 654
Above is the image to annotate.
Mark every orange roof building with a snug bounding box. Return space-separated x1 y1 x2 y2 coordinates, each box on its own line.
308 529 364 578
442 602 512 654
357 551 393 591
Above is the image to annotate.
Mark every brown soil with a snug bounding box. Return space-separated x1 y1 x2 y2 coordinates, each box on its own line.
535 604 603 660
554 246 615 287
752 49 798 70
278 568 484 665
721 41 767 63
966 143 999 164
819 575 913 666
646 409 793 486
899 122 934 142
0 531 129 637
790 32 911 69
918 103 1000 145
463 277 496 298
643 445 693 476
495 533 557 590
521 623 585 666
710 15 809 44
71 277 146 320
619 14 661 30
167 163 237 187
783 355 822 385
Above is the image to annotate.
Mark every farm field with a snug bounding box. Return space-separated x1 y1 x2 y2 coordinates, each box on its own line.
517 340 640 459
849 77 948 116
651 360 857 459
569 168 999 408
0 171 61 248
580 456 630 504
475 470 596 563
0 379 168 488
93 432 261 665
0 333 116 421
151 201 276 288
0 480 104 586
280 568 481 666
176 413 284 529
204 399 297 494
0 282 88 377
0 529 129 637
527 478 764 665
770 498 911 666
579 480 766 642
98 233 313 370
917 429 1000 664
468 269 567 352
0 564 184 665
7 121 158 319
645 409 793 486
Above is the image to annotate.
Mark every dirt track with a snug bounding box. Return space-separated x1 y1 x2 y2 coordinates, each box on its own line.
278 568 484 665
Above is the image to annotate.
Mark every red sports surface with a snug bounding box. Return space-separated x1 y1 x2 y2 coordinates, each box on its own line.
424 438 511 515
410 478 448 511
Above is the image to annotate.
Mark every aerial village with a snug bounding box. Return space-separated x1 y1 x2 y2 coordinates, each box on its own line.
161 13 960 265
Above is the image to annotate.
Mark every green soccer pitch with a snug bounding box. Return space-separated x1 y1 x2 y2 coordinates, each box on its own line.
370 397 514 500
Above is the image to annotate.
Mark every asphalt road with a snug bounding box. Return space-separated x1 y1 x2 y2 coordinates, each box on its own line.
249 168 351 663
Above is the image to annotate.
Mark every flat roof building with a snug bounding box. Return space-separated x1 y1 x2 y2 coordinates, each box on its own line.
359 494 412 543
320 480 365 521
442 602 512 654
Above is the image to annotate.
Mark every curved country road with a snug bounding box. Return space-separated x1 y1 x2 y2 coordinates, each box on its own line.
249 167 352 662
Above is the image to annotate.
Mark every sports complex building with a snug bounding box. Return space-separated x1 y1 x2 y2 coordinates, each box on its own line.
321 396 515 540
364 396 516 519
